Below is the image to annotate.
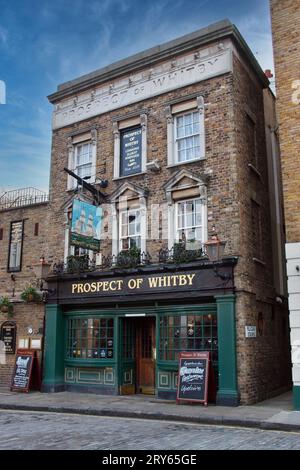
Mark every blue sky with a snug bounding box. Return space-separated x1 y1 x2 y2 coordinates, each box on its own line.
0 0 273 192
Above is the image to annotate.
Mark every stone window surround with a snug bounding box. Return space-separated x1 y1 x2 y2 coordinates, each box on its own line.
113 113 147 180
166 95 205 167
164 169 208 250
67 129 97 190
110 183 147 257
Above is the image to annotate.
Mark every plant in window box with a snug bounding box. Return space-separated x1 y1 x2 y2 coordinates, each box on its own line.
66 254 90 273
20 285 41 303
0 296 14 316
172 242 203 264
116 246 141 268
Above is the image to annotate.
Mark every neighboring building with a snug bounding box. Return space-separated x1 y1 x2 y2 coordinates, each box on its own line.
0 187 49 387
270 1 300 409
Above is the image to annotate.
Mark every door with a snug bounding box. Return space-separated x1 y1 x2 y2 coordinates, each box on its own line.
136 317 156 395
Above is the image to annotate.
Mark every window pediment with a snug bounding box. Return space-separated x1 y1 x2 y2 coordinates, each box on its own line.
164 169 207 203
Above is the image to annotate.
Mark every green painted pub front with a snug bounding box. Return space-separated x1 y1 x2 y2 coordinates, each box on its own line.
42 261 239 406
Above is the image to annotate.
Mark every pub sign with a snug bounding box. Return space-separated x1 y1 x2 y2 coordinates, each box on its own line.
0 321 16 354
120 126 142 176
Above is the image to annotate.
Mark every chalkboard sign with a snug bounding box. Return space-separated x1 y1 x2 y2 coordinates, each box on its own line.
120 126 142 176
0 321 16 354
177 351 210 405
11 349 34 392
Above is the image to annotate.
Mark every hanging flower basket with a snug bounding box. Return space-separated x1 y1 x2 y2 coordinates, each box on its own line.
20 286 41 303
0 296 14 316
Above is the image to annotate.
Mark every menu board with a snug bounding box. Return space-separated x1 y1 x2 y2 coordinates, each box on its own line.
0 321 16 354
11 349 34 392
120 126 142 176
177 351 210 405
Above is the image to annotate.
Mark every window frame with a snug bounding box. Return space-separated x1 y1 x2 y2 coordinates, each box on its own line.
67 131 97 190
167 96 205 167
119 207 142 251
174 110 202 164
174 198 206 248
7 220 24 272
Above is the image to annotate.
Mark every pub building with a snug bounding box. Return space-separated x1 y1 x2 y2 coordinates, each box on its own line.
42 19 291 405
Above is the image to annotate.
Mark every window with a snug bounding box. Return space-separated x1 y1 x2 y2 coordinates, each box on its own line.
119 208 141 250
34 223 39 236
67 130 97 189
251 199 263 260
8 221 23 272
167 97 205 166
159 313 218 362
0 228 3 241
75 142 93 179
246 114 257 167
175 198 204 248
67 317 114 359
175 111 201 162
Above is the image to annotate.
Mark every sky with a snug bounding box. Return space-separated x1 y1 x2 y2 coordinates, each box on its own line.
0 0 274 193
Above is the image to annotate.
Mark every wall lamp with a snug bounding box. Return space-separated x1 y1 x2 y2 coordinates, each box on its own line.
204 228 232 281
32 257 55 300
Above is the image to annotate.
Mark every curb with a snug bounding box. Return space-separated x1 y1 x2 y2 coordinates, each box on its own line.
0 403 300 433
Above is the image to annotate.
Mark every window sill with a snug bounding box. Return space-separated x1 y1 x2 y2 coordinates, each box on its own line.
167 157 206 169
248 163 262 179
113 172 146 181
253 257 266 266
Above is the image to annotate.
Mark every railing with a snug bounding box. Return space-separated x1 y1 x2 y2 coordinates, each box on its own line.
51 243 207 275
0 187 48 210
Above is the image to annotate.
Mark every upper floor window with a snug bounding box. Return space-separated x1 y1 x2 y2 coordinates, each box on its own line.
175 111 201 163
119 208 141 251
167 96 205 167
245 113 257 168
8 221 23 272
175 198 204 248
67 130 97 190
75 142 93 179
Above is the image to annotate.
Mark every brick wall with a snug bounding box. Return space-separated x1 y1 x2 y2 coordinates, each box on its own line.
0 204 48 387
270 0 300 242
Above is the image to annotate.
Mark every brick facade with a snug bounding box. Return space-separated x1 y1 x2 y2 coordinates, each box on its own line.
44 21 291 404
0 20 291 403
270 0 300 408
0 202 48 387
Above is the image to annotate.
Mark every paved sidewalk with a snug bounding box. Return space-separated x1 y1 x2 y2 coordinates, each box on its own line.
0 388 299 433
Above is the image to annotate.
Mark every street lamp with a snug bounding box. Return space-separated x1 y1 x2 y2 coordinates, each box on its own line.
204 228 231 281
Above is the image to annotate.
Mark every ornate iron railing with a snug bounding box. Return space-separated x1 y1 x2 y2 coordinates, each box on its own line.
51 243 207 275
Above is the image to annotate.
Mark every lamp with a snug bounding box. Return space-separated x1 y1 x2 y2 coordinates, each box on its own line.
32 257 54 300
204 227 231 281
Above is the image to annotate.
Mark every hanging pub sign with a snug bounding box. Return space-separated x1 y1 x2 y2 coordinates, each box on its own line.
0 321 16 354
71 199 102 251
120 126 142 177
177 351 216 406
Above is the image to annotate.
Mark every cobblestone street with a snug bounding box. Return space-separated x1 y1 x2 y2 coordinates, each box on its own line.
0 410 300 450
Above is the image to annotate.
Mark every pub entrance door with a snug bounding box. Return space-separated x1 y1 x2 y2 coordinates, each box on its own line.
119 316 156 395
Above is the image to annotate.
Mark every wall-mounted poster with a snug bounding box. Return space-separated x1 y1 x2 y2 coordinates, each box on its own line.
71 199 102 251
120 126 142 177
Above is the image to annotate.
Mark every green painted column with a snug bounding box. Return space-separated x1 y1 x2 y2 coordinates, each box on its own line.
42 304 65 393
293 386 300 410
215 295 239 406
